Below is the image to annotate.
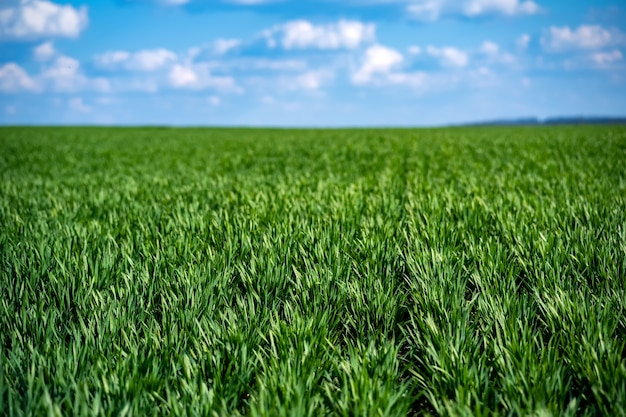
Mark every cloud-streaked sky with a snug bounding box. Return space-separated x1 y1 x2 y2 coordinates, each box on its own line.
0 0 625 126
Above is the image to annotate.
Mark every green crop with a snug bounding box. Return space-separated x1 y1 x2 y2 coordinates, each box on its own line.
1 126 625 416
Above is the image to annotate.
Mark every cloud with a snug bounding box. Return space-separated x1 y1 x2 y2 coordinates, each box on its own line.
0 63 38 92
247 68 334 93
0 55 110 93
68 97 91 113
406 0 444 21
33 41 56 61
208 95 221 105
95 49 177 71
559 48 624 71
289 69 334 90
385 71 428 88
407 46 422 55
213 38 241 54
201 58 308 73
265 19 376 50
168 64 239 91
478 40 515 63
122 0 543 22
42 56 80 79
161 0 189 5
41 55 110 92
410 41 510 69
479 41 499 56
462 0 539 17
541 25 619 52
130 49 177 70
426 45 469 67
129 0 272 4
94 51 130 67
516 33 530 49
405 0 541 20
245 59 307 71
185 39 241 62
0 0 88 40
590 50 622 66
169 65 198 87
352 44 404 84
351 44 430 88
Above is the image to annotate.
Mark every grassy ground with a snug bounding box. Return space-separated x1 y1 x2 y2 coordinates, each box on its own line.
1 126 625 416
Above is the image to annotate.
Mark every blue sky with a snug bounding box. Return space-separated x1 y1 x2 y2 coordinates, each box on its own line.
0 0 625 126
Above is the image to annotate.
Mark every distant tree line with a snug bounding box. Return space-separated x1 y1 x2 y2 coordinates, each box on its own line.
462 116 626 126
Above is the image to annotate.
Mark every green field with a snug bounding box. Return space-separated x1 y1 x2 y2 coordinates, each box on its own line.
1 126 625 416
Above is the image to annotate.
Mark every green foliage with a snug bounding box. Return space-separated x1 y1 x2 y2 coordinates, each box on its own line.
1 126 625 416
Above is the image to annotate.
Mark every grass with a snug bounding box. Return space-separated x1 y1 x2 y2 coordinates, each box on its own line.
0 126 625 416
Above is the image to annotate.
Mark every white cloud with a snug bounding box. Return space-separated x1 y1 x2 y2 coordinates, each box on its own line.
0 63 38 92
206 58 308 73
0 0 88 40
0 56 111 93
161 0 189 5
68 97 91 113
208 96 221 106
385 71 428 87
41 55 110 92
42 55 80 78
352 45 428 88
34 41 56 61
516 33 531 49
184 40 241 62
168 64 239 91
131 49 177 71
265 19 376 50
213 38 241 54
351 44 430 88
290 69 334 91
95 49 177 71
352 44 404 84
94 51 130 67
408 46 422 54
247 59 308 71
478 40 515 64
479 41 499 56
352 45 427 88
169 65 198 87
426 45 469 67
541 25 618 52
406 0 444 21
187 46 202 60
590 50 622 66
404 0 541 20
462 0 539 17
